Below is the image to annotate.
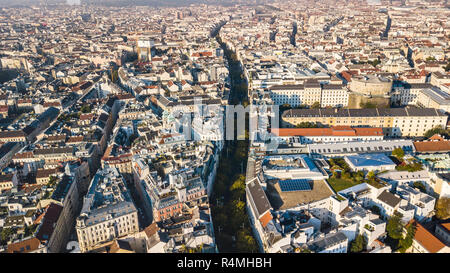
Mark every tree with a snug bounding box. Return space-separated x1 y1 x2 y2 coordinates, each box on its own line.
80 104 91 113
386 214 403 240
360 102 377 109
392 147 405 160
230 175 246 200
295 122 320 128
213 176 227 200
367 170 376 181
298 247 312 253
445 62 450 72
424 125 448 139
236 229 258 253
370 205 381 216
398 223 416 253
350 234 367 253
435 197 450 220
395 161 423 172
24 224 38 237
352 171 364 182
214 212 228 230
341 171 351 180
231 200 246 215
370 59 381 67
329 158 336 167
230 175 245 190
412 181 426 193
47 175 58 187
0 227 14 245
311 101 321 109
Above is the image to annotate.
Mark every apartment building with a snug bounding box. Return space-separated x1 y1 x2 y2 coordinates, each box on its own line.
391 83 450 113
430 71 450 87
76 167 139 253
391 83 434 106
269 82 348 108
271 126 384 144
409 221 449 253
416 88 450 113
282 107 448 137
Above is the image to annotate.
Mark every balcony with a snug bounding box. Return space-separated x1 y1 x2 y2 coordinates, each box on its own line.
364 224 375 232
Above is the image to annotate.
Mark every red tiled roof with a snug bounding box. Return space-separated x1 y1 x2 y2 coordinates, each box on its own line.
144 223 159 238
413 135 450 152
441 223 450 232
67 136 84 143
6 237 41 253
36 203 63 242
116 93 134 100
412 221 446 253
259 211 273 228
13 151 34 159
43 102 61 108
36 168 59 179
79 113 94 120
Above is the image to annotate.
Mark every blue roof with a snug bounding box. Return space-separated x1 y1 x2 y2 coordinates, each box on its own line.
346 153 395 167
279 179 312 192
303 156 318 171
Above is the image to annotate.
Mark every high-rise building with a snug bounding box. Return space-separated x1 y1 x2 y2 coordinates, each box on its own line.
137 40 153 62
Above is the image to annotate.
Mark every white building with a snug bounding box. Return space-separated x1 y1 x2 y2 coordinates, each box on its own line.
76 167 139 253
306 231 348 253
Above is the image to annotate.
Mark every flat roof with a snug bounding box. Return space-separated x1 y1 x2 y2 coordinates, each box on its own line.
271 126 383 137
267 179 334 211
282 107 446 118
345 153 395 167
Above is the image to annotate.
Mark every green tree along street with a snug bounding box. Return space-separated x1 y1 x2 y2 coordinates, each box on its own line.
209 35 258 253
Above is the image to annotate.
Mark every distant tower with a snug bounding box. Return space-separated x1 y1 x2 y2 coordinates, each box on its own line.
177 11 183 20
137 40 152 62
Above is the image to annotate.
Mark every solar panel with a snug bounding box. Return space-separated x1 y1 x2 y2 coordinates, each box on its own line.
279 179 312 192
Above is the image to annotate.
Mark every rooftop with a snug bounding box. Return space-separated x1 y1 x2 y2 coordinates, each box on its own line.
267 179 334 210
271 126 383 137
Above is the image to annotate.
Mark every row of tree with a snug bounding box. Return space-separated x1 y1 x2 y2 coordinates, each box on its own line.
210 36 258 253
211 143 258 253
